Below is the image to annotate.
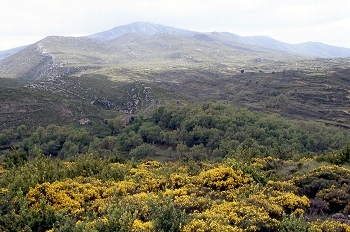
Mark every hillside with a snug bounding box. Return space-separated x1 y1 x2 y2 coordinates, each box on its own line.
232 34 350 58
2 103 350 231
0 32 298 80
1 55 350 130
1 22 350 231
0 21 350 131
0 75 179 130
140 63 350 127
0 45 27 61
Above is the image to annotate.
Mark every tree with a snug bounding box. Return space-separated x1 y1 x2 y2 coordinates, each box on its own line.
118 131 143 151
58 140 80 159
108 116 127 135
0 134 9 146
129 144 157 159
100 136 118 151
17 124 28 138
190 144 207 160
139 125 162 144
176 143 188 159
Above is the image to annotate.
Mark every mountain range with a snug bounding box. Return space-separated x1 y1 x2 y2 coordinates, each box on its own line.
1 22 350 130
1 21 350 81
89 22 350 58
1 21 350 64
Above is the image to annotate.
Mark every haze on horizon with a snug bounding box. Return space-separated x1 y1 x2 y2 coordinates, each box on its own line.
1 0 350 51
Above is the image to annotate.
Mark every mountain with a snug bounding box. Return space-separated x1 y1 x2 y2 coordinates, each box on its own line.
88 21 195 40
0 36 108 80
294 41 350 57
0 45 28 61
87 22 350 58
1 22 350 130
238 35 350 58
2 21 350 81
0 29 299 80
1 22 350 62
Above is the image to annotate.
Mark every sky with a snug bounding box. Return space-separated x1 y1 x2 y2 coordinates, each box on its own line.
1 0 350 51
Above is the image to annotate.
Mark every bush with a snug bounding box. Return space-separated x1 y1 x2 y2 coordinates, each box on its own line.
129 144 157 160
280 213 310 232
0 134 9 146
151 198 188 232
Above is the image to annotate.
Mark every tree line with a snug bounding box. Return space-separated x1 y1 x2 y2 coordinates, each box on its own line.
1 102 350 164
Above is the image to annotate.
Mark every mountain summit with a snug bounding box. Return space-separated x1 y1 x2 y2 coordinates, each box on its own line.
1 21 350 65
87 22 350 57
88 21 194 40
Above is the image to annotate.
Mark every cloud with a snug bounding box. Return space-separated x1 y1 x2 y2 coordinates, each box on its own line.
0 0 350 50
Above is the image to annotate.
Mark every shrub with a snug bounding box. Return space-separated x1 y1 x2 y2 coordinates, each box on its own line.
150 198 188 232
0 134 9 146
198 166 253 191
129 144 157 160
280 213 310 232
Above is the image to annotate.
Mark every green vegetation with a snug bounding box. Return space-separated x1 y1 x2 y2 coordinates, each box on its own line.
2 25 350 231
1 150 350 231
1 103 350 231
2 103 349 162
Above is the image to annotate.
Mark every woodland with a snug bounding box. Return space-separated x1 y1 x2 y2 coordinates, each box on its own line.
1 103 350 231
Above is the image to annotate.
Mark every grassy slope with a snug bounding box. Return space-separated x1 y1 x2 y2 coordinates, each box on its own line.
94 61 350 128
0 33 350 129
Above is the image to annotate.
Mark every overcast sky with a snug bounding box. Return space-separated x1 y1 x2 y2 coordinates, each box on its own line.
1 0 350 51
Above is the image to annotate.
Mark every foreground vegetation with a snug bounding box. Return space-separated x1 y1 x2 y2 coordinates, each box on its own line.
1 103 350 231
2 153 350 231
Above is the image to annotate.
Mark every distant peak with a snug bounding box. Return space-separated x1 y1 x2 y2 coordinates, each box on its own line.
130 21 158 26
87 22 195 41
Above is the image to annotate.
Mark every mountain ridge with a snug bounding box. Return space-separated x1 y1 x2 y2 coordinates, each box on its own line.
1 21 350 61
87 21 350 57
0 45 29 61
1 29 302 80
87 21 195 40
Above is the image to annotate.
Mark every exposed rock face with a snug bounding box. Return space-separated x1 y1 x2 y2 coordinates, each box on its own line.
123 82 159 114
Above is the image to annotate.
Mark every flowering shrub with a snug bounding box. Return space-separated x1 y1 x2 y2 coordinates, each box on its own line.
174 195 211 213
316 186 350 214
197 166 253 191
246 194 284 218
130 167 167 192
266 180 298 193
310 219 350 232
131 219 154 232
119 192 159 221
271 192 310 214
168 173 190 189
197 201 280 231
182 218 241 232
0 166 6 175
26 179 110 215
113 180 138 196
3 152 350 231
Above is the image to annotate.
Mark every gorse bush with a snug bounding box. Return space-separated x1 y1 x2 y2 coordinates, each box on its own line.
1 154 350 231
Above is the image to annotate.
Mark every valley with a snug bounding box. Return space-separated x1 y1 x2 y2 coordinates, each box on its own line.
1 22 350 231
